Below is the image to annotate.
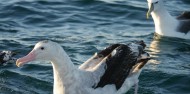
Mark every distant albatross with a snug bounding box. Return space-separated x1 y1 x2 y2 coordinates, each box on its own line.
147 0 190 39
16 40 150 94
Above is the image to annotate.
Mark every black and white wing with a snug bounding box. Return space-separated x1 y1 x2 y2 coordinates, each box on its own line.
0 51 17 65
79 41 150 91
177 11 190 20
176 11 190 34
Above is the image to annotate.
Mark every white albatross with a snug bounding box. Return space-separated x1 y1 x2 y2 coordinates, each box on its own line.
147 0 190 39
16 40 150 94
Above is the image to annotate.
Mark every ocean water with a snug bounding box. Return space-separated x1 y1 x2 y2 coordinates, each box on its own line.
0 0 190 94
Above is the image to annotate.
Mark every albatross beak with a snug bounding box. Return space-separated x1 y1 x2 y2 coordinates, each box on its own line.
147 3 154 19
16 50 36 67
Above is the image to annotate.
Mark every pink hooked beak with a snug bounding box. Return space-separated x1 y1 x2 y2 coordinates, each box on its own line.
16 50 36 67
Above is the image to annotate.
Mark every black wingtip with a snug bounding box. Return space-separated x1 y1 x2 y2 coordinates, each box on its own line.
95 41 150 90
95 45 133 89
177 11 190 20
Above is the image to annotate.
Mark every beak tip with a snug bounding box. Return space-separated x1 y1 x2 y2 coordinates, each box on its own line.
146 12 150 19
16 62 20 67
16 60 22 67
16 64 22 67
147 3 154 19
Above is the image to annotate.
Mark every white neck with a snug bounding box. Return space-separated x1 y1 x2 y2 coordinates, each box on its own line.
51 49 79 94
151 3 178 35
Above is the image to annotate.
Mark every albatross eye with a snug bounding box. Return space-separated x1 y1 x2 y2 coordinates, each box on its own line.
40 47 45 50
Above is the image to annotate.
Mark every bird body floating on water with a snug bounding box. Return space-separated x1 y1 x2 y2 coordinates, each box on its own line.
147 0 190 39
16 40 150 94
0 51 17 65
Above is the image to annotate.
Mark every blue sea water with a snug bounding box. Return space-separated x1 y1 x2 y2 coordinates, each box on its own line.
0 0 190 94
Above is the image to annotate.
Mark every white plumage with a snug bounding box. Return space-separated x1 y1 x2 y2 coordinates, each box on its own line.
16 40 150 94
147 0 190 39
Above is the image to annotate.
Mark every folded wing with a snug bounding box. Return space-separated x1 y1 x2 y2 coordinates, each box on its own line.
79 41 150 90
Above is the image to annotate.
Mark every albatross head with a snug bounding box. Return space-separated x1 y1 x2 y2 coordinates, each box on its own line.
147 0 163 19
16 40 63 67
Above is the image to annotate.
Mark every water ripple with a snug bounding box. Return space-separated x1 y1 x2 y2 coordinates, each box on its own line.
0 0 189 94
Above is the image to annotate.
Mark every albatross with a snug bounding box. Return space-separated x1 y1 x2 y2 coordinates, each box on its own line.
147 0 190 39
16 40 150 94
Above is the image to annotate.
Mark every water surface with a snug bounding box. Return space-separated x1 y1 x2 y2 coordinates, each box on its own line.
0 0 190 94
